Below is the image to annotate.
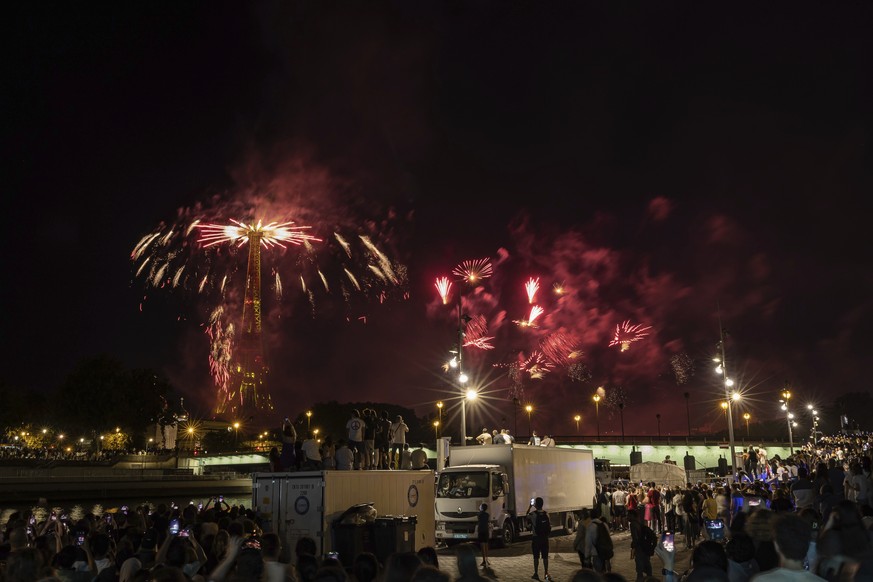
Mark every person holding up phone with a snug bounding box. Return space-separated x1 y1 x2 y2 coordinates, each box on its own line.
655 531 678 582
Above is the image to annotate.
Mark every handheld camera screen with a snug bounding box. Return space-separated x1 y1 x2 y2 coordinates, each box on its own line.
169 519 180 535
662 532 674 552
705 519 725 541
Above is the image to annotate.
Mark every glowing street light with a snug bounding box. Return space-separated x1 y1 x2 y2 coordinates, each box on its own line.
743 412 751 436
525 404 534 436
593 394 602 439
461 389 477 445
732 392 741 401
306 411 312 430
433 420 440 441
574 414 581 434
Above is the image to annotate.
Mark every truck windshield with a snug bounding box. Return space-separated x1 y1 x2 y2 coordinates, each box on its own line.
437 472 489 499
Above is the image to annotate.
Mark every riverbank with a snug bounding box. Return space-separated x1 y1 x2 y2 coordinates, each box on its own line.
0 466 251 503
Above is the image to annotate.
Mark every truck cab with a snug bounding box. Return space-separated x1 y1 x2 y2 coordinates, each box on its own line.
435 464 515 545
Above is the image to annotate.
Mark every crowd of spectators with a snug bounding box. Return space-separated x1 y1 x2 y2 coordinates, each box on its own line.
3 432 873 582
587 432 873 580
0 447 170 464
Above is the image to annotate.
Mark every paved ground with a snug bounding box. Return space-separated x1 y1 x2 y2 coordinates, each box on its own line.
436 529 696 582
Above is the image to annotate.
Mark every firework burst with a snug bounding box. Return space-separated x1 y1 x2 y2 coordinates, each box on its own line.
434 277 452 305
670 352 695 385
196 219 320 248
452 258 493 283
539 332 581 366
133 202 407 411
608 320 653 351
462 315 495 350
567 362 592 383
514 305 545 328
525 277 540 304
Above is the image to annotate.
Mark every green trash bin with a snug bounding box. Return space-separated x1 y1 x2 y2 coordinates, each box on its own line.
373 515 417 563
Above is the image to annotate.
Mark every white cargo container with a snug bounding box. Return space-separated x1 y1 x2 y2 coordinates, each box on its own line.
435 444 596 546
252 470 435 559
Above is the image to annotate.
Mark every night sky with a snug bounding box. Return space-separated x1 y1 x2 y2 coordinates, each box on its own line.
6 2 873 437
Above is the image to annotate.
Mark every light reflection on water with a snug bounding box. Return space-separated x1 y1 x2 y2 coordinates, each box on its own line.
0 495 250 527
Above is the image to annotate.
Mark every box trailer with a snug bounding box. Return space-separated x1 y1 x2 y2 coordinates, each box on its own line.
435 444 596 546
253 470 435 561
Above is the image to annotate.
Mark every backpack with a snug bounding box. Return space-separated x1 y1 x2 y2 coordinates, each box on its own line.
533 510 551 538
640 525 657 557
594 521 614 560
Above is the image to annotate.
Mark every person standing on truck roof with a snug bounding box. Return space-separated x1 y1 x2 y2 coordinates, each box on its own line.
493 430 506 444
390 415 409 469
346 409 365 470
502 429 515 444
540 435 555 447
526 497 552 581
477 428 492 445
528 431 541 446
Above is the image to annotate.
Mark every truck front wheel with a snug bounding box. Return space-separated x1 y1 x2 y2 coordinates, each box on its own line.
564 513 576 534
498 522 515 547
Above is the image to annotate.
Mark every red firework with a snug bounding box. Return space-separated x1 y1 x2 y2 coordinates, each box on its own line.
434 277 452 305
462 315 494 350
525 277 540 304
608 320 653 352
452 258 493 283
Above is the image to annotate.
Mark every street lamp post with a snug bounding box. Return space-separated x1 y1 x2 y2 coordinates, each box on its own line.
525 405 533 437
684 392 692 436
721 401 729 429
306 411 312 431
461 389 477 445
781 384 794 455
593 394 601 439
574 415 581 434
233 421 240 447
716 324 738 479
743 413 751 436
433 420 440 442
807 405 819 446
437 401 443 434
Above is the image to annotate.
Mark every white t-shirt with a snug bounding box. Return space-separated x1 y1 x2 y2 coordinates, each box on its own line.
612 490 627 506
301 439 321 462
391 421 408 444
336 446 354 470
347 417 365 442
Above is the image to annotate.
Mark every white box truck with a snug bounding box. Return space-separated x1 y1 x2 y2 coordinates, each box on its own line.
435 444 596 546
252 470 435 561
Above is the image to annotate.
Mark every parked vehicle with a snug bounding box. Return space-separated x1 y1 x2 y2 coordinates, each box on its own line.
435 444 596 546
252 470 435 560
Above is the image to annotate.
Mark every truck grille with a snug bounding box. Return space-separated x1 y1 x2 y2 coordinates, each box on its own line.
439 511 478 519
